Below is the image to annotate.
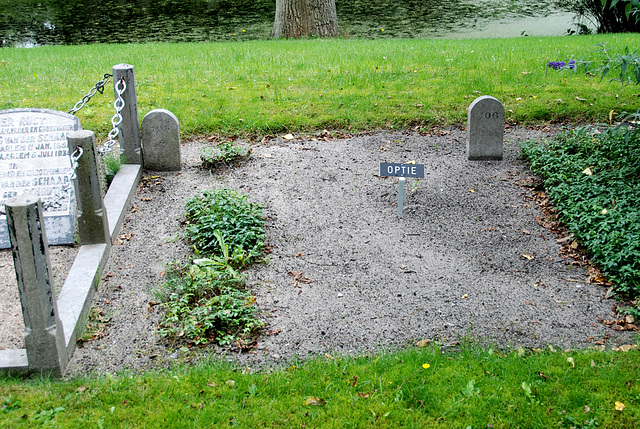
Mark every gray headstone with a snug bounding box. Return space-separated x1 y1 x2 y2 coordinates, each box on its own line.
0 109 81 248
467 96 504 160
141 109 181 171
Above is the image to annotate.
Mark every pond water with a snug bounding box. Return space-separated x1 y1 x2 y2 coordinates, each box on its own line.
1 0 576 47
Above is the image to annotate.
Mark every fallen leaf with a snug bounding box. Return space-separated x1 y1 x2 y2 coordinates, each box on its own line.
567 357 575 368
358 392 370 398
585 405 591 413
582 167 593 175
615 401 625 411
225 380 236 387
416 339 431 348
521 254 534 260
303 396 326 406
349 375 358 387
283 133 294 140
461 294 469 299
612 344 638 352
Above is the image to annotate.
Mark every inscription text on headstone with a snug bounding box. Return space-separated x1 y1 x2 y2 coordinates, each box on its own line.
0 108 81 248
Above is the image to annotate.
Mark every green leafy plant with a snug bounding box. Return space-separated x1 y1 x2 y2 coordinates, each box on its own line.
521 125 640 297
102 152 123 188
183 188 265 264
559 0 640 33
200 141 252 169
157 188 266 346
157 259 264 346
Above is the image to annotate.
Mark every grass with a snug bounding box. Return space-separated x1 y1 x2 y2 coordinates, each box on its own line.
1 345 639 427
1 34 640 139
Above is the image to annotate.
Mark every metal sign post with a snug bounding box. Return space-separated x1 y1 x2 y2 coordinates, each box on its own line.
379 162 425 217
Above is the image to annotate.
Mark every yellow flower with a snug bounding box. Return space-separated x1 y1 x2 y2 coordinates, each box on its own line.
422 363 431 370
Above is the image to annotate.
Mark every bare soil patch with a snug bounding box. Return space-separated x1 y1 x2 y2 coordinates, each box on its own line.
1 127 633 376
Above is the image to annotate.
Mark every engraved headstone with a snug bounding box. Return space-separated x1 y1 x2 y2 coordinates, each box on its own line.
0 108 81 248
467 96 504 160
141 109 181 171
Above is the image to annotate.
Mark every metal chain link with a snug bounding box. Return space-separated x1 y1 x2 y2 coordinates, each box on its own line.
68 73 112 115
97 78 126 155
41 146 84 212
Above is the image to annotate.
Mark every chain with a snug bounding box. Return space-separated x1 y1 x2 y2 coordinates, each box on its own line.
40 146 84 212
68 73 112 115
97 78 126 155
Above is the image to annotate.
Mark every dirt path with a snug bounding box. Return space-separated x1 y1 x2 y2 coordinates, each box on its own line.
2 127 633 376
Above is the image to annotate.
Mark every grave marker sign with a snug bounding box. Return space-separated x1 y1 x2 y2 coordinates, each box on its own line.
0 108 81 248
379 162 424 217
467 96 504 160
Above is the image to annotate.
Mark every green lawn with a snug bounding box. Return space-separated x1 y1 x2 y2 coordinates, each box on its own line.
1 33 639 138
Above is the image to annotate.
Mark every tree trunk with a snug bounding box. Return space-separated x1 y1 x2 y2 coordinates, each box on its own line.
271 0 338 38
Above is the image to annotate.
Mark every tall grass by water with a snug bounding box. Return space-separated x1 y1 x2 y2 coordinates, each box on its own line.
1 33 639 139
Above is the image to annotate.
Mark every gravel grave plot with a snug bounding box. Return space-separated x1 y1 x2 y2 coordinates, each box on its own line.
1 127 634 376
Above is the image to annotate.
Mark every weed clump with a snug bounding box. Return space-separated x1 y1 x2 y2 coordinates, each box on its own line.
157 188 265 347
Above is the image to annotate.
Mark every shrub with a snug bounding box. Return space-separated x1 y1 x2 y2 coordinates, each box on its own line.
559 0 640 34
521 125 640 296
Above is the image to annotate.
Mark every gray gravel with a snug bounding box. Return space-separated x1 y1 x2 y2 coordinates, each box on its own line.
2 127 633 376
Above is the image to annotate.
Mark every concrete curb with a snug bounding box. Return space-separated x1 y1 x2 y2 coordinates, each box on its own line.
0 164 141 375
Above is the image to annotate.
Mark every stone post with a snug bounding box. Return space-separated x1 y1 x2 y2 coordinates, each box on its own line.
67 130 110 245
112 63 142 165
6 196 67 376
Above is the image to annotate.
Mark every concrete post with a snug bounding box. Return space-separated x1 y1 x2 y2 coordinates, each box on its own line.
112 63 142 165
5 196 67 376
67 130 111 245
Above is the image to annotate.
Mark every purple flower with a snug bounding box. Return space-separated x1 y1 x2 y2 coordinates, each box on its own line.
547 60 576 70
547 61 566 70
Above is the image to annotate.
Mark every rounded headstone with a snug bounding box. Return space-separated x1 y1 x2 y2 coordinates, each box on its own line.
467 96 504 161
141 109 181 171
